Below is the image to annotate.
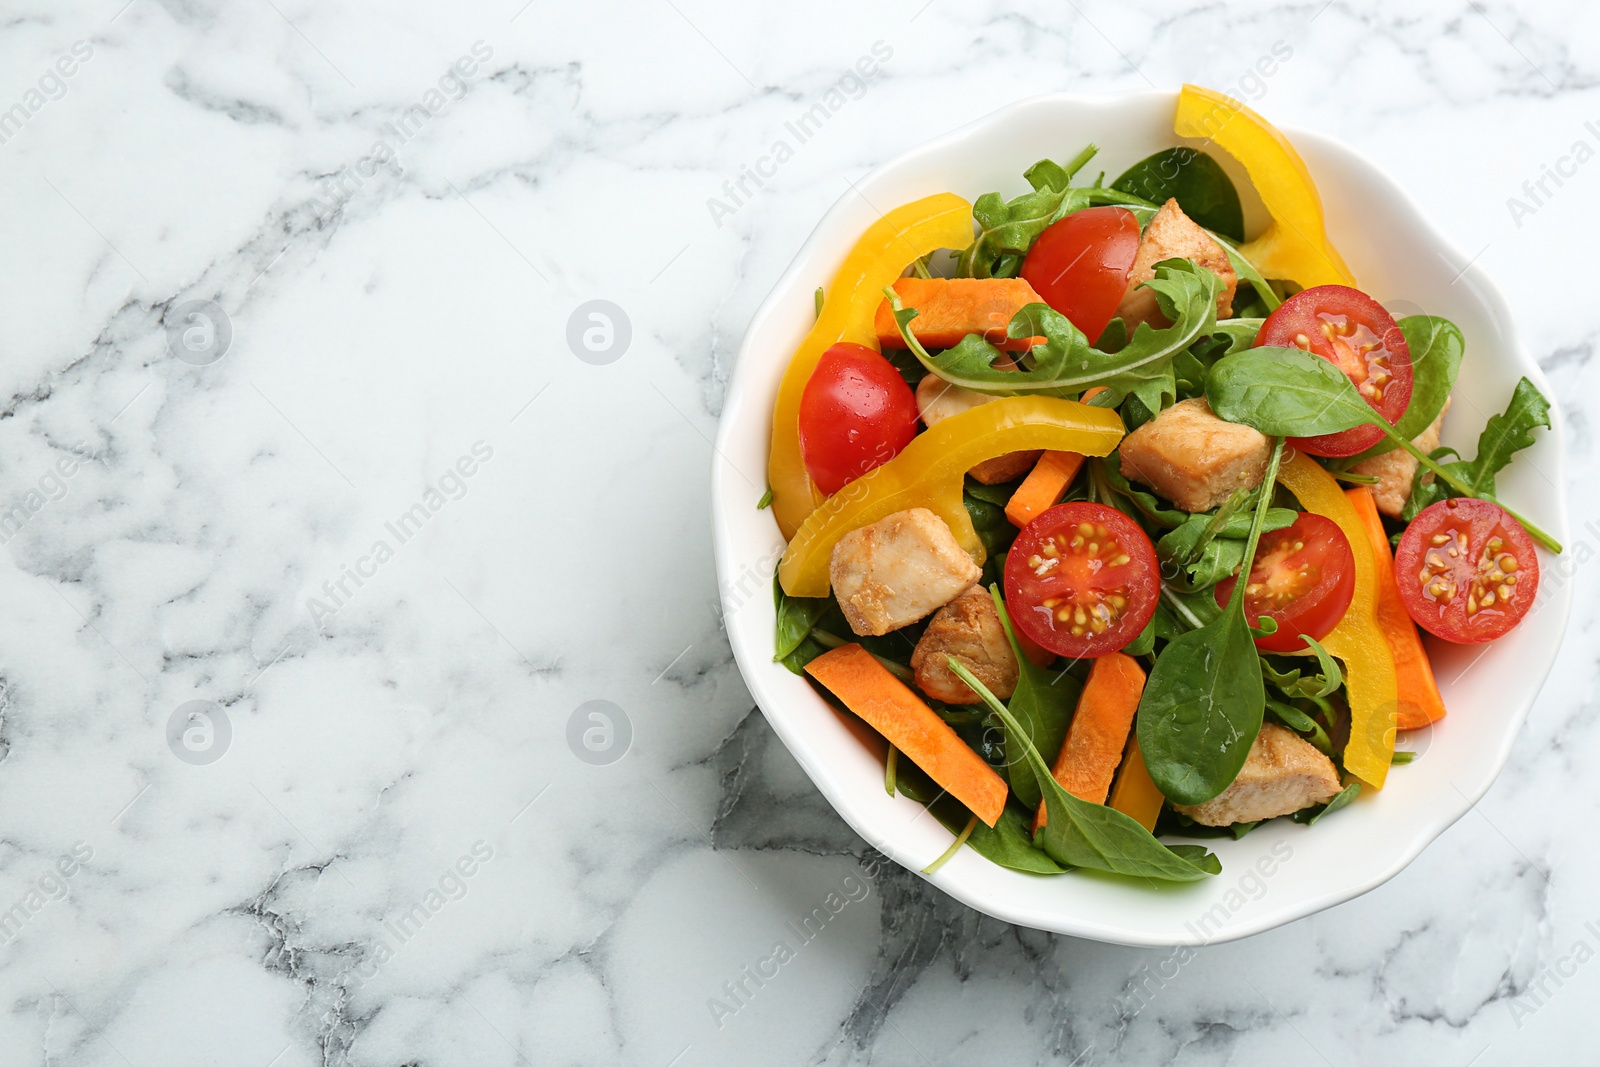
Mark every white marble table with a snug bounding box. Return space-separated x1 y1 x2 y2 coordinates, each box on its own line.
0 0 1594 1063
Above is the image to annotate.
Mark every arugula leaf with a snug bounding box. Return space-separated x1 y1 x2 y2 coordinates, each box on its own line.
890 260 1222 410
1391 750 1416 765
1138 438 1286 806
1095 455 1189 530
1409 377 1552 516
1202 318 1264 358
986 585 1079 808
1265 698 1333 756
1112 148 1244 241
947 658 1220 881
1156 490 1296 594
1299 635 1344 698
756 487 773 510
959 171 1151 279
1207 348 1561 551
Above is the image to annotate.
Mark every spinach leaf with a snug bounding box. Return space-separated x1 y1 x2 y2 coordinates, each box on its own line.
965 490 1018 558
1112 148 1244 241
890 260 1222 414
985 585 1080 808
1138 438 1286 806
1123 613 1157 658
947 658 1220 882
1207 349 1561 551
1349 316 1464 463
1294 782 1360 826
965 804 1068 874
773 574 831 661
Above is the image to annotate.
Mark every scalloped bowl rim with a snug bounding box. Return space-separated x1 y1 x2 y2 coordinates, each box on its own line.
710 91 1571 946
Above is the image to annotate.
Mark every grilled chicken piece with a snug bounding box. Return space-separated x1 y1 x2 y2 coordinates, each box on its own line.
1115 198 1237 331
1174 723 1343 827
829 507 982 637
915 374 1041 485
910 586 1019 703
1119 397 1271 512
1349 398 1452 518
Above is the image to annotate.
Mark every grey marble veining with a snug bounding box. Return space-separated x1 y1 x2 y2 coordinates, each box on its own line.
0 0 1594 1063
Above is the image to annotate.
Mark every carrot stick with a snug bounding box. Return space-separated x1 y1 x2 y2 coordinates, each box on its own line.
1108 734 1164 832
1346 486 1447 729
874 277 1046 352
1004 388 1106 528
1006 451 1086 528
1035 651 1146 830
806 644 1008 826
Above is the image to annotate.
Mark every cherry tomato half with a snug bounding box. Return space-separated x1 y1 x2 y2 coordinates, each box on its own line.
1394 497 1539 644
1020 206 1141 345
1254 284 1414 457
1004 502 1159 658
1214 512 1355 653
797 343 919 495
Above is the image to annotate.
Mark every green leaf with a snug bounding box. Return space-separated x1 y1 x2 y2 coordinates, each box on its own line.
947 657 1220 882
1394 317 1465 440
894 260 1221 401
1295 782 1361 826
1095 455 1189 530
773 574 831 662
756 487 773 510
1441 376 1552 498
1391 750 1416 765
1298 635 1344 698
1204 318 1264 357
1207 350 1561 551
1215 238 1282 313
1207 346 1376 437
1123 613 1157 658
964 490 1018 559
1138 439 1285 805
959 176 1151 279
986 585 1079 808
1156 490 1296 594
965 805 1068 874
1264 698 1333 756
1112 148 1244 241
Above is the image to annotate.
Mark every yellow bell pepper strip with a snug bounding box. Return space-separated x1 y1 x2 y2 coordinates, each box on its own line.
778 396 1125 598
1108 735 1165 833
1173 84 1358 291
768 193 974 539
1275 451 1398 788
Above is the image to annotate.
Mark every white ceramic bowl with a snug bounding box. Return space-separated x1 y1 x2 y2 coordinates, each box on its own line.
710 92 1571 946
